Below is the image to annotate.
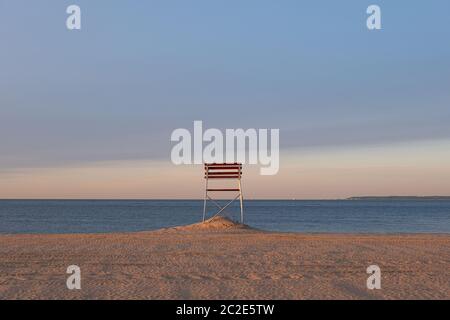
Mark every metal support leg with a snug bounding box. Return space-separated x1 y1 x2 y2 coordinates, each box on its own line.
239 178 244 224
202 178 208 222
209 194 241 219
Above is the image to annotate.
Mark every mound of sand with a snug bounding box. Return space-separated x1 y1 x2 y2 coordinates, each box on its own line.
171 216 251 231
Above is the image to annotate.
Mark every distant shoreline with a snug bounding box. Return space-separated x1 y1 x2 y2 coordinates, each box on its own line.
346 196 450 201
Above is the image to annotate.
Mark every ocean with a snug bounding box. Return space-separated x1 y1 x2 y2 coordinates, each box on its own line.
0 200 449 234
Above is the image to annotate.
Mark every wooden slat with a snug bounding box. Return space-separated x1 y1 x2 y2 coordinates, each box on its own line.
205 176 241 179
206 171 241 174
204 171 240 175
207 188 240 192
205 163 241 165
204 163 242 179
205 174 241 178
205 174 242 178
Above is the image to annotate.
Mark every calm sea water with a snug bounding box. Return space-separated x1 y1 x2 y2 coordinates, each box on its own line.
0 200 449 234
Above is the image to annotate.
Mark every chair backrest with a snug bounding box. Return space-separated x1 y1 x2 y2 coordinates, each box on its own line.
204 163 242 179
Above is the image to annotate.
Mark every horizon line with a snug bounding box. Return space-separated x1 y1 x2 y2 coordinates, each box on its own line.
1 196 450 201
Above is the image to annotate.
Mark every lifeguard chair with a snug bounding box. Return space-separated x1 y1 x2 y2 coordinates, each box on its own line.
203 163 244 223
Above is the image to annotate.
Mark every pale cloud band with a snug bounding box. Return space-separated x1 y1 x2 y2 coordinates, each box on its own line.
1 139 449 199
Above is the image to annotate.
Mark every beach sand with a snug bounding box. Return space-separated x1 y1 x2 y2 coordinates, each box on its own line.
0 217 449 300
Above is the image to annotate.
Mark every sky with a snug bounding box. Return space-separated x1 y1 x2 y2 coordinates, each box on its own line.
1 0 450 199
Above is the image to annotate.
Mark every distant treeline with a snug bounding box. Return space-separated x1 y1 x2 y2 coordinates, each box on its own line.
347 196 450 201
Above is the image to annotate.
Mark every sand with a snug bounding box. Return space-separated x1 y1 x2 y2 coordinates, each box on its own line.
0 216 449 300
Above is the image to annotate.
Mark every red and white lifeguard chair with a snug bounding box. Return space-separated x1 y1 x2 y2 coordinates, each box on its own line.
203 163 244 223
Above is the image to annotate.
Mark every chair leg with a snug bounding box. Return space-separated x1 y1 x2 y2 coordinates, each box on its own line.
203 179 208 222
239 179 244 224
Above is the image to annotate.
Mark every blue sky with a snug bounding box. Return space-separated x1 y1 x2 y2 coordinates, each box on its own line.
1 1 450 198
